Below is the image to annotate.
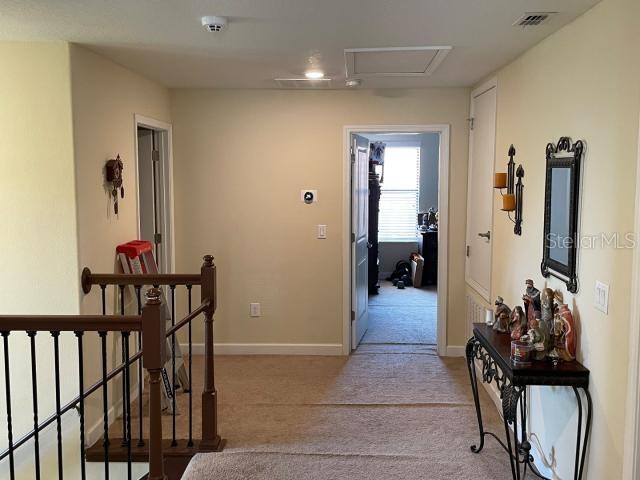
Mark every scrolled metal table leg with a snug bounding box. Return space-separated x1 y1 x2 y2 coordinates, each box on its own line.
466 337 485 453
573 387 592 480
502 384 520 480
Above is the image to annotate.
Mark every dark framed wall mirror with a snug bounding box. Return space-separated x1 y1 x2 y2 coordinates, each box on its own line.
541 137 584 293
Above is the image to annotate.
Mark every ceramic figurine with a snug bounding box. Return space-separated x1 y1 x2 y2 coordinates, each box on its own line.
540 287 555 331
509 306 527 341
493 297 511 333
522 279 541 328
527 318 550 360
558 304 576 359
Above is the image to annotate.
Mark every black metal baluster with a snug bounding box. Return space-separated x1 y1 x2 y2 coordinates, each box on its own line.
99 331 109 480
75 331 86 480
119 285 128 448
51 331 63 480
28 331 41 480
100 285 107 315
2 332 15 480
187 285 193 447
170 285 177 447
123 331 132 480
135 286 144 447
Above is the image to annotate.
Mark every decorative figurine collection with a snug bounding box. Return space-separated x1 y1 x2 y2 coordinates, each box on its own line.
488 279 577 365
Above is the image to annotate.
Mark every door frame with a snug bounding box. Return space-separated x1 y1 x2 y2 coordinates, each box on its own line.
623 113 640 479
465 77 497 302
342 124 450 356
133 114 175 273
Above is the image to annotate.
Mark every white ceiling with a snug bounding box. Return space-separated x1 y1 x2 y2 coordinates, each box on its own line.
0 0 600 89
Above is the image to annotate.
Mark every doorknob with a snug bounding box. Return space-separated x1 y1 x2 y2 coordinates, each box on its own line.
478 231 491 240
367 242 373 248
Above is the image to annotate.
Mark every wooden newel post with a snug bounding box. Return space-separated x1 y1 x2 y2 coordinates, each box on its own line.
200 255 223 451
142 288 167 480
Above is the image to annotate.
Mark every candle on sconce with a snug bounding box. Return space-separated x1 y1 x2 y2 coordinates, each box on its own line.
494 172 508 189
485 308 494 326
502 194 516 211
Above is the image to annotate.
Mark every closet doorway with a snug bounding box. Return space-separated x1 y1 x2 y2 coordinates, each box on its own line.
343 125 450 356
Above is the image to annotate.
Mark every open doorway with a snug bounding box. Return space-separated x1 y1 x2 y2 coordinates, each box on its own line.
344 125 450 355
134 115 174 273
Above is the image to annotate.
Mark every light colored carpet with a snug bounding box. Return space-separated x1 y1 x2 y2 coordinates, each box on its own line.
178 352 511 479
368 281 437 307
363 280 437 346
362 306 437 345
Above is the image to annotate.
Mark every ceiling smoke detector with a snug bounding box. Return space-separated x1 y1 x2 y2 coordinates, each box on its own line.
201 16 228 32
513 12 556 27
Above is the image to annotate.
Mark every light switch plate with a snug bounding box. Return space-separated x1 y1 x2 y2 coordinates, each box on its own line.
594 281 609 314
317 224 327 239
250 303 261 317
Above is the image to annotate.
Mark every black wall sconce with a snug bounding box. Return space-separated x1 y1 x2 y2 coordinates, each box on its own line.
105 154 124 214
494 145 524 235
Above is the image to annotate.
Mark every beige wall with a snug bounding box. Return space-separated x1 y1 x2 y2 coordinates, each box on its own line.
170 88 470 349
69 44 171 437
478 0 640 477
0 42 79 455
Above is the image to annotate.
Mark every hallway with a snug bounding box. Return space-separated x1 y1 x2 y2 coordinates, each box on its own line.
179 346 510 478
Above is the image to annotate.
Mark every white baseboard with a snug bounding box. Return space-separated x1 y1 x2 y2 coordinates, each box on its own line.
181 343 344 356
444 345 465 357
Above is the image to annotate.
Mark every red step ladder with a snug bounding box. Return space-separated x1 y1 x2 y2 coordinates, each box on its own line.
117 240 189 413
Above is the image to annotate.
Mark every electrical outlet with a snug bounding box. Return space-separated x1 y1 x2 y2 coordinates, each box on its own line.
317 224 327 239
250 303 261 317
594 281 609 314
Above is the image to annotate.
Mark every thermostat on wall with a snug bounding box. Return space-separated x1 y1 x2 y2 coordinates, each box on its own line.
301 190 318 204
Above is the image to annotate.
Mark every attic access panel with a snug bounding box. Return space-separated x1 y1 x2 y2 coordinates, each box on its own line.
345 46 452 77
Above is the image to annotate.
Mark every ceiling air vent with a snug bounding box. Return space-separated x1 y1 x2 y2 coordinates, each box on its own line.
275 78 332 89
513 12 556 27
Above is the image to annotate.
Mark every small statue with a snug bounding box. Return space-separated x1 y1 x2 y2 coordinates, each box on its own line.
522 279 541 328
509 306 527 340
493 296 511 333
527 318 550 360
558 304 576 360
540 287 555 332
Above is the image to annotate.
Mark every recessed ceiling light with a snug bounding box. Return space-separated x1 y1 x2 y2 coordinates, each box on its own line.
346 79 362 87
305 70 325 79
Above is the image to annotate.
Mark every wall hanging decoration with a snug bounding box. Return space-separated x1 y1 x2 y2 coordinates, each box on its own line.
541 137 584 293
494 145 524 235
105 154 124 214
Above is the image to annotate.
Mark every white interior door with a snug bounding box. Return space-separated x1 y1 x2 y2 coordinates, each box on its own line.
465 82 497 301
137 126 171 273
352 134 370 349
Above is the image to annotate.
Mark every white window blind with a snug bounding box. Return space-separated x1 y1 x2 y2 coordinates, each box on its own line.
378 145 420 242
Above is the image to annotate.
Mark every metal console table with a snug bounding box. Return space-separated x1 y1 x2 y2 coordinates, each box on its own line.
466 323 592 480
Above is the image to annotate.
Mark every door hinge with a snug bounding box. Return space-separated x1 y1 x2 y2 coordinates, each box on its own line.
351 233 355 243
467 117 475 130
152 150 160 162
466 245 470 257
351 310 355 321
351 153 355 164
154 232 162 244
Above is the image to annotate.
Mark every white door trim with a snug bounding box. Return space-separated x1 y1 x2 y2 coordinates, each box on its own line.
342 124 450 356
623 113 640 480
465 77 497 302
133 114 176 273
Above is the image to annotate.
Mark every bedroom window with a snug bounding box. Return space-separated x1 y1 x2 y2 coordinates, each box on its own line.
378 145 420 242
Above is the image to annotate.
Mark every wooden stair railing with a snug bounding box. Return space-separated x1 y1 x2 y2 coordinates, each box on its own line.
0 288 166 480
0 254 223 480
81 255 224 474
